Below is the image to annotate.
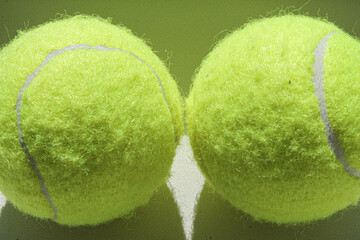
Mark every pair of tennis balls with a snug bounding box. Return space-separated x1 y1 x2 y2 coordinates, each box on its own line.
0 14 359 226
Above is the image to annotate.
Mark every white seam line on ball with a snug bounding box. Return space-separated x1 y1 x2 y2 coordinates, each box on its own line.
15 44 176 220
312 32 360 178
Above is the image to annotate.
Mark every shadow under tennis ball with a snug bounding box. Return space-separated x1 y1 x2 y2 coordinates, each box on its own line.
0 184 185 240
193 182 360 240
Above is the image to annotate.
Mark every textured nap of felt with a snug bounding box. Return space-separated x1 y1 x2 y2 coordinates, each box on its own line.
0 15 183 226
186 15 360 224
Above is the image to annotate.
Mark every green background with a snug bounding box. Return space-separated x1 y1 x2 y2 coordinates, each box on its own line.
1 1 360 240
1 0 360 95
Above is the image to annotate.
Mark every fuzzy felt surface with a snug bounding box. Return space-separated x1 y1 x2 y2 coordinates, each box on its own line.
0 15 183 226
186 15 360 224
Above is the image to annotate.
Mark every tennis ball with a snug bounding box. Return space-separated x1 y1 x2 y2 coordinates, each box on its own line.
186 15 360 224
0 15 183 226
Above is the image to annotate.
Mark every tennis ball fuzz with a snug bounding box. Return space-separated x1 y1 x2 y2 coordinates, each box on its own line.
0 15 183 226
186 15 360 224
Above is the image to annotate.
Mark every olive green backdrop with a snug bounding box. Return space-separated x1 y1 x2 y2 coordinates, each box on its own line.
1 0 360 95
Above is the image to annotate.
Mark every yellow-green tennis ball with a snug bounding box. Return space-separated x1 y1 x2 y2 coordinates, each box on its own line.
186 15 360 224
0 15 183 226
